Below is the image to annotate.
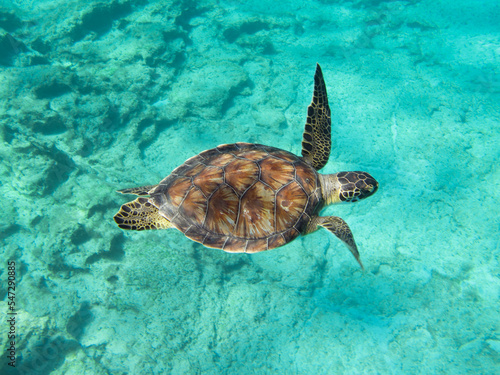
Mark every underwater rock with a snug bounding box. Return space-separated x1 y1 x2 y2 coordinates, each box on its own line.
70 0 134 41
0 30 28 66
0 302 78 374
6 140 76 197
0 10 22 32
168 62 249 119
30 114 67 135
33 80 72 100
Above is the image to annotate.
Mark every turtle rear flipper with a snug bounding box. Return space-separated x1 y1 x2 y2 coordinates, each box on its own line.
305 216 363 269
117 185 158 196
114 197 172 230
301 63 331 171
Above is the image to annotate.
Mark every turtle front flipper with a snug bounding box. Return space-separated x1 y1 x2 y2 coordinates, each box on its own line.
301 63 331 171
305 216 363 269
114 197 172 230
117 185 158 196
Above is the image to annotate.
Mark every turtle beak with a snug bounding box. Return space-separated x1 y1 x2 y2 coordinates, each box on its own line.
360 174 378 199
356 172 378 200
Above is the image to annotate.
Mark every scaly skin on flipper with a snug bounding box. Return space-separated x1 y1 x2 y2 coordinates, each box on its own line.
117 185 158 196
305 216 363 269
301 63 331 171
114 197 172 230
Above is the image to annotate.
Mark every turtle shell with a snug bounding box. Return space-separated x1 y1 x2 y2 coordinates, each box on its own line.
149 142 322 253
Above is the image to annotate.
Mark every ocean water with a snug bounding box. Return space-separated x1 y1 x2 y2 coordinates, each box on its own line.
0 0 499 374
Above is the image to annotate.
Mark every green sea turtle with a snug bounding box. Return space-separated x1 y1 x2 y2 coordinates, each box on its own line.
114 64 378 268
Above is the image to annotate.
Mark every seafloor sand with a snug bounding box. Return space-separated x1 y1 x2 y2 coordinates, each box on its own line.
0 0 499 373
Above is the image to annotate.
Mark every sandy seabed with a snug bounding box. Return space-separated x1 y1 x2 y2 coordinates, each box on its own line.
0 0 498 374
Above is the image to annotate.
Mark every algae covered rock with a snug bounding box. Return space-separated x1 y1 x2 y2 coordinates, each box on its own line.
168 62 249 119
0 302 78 374
0 30 28 66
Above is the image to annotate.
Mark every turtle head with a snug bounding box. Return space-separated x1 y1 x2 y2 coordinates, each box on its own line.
320 171 378 205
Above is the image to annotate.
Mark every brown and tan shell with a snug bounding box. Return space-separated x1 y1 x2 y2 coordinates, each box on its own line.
149 142 322 253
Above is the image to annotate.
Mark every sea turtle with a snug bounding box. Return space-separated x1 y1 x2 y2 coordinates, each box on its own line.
114 64 378 268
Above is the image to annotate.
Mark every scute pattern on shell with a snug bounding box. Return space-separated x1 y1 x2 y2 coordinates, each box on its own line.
149 143 321 253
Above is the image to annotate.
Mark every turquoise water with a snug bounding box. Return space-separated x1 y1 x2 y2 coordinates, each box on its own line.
1 0 499 374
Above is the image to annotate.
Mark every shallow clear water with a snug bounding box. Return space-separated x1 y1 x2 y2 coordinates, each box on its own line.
0 0 499 374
